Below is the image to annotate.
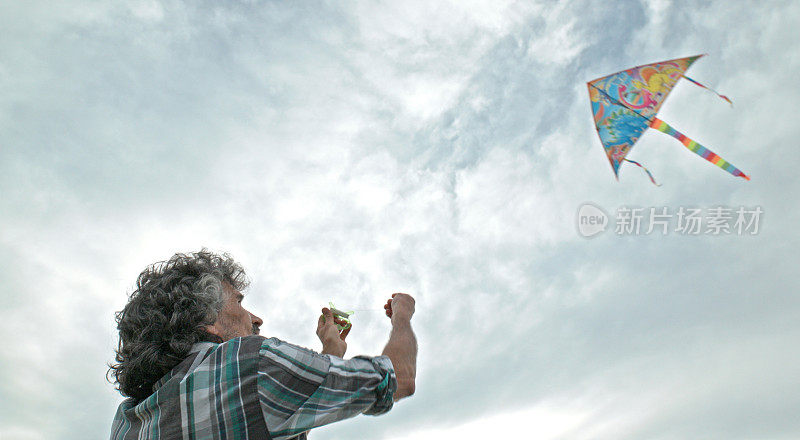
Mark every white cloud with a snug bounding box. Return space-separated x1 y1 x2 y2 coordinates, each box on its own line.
389 403 591 440
1 1 799 439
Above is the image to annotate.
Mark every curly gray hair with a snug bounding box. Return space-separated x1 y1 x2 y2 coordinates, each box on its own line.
108 250 249 400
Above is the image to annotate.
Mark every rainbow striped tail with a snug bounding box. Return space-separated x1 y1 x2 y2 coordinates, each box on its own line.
649 118 750 181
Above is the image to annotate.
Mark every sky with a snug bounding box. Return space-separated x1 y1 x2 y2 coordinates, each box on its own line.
1 0 799 439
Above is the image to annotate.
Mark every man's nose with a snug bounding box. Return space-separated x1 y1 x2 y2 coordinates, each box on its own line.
251 313 263 327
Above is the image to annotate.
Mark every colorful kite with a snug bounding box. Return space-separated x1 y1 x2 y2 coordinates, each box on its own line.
587 54 749 185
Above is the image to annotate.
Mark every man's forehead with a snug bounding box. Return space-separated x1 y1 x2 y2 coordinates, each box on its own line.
222 282 245 298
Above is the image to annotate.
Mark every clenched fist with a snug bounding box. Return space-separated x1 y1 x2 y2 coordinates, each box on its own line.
384 293 415 324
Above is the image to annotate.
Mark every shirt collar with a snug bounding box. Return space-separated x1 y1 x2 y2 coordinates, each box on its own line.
190 341 218 354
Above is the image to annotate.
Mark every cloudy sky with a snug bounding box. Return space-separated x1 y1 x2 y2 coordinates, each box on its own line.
1 0 798 438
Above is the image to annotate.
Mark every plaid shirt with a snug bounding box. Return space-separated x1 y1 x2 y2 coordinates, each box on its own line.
110 335 396 440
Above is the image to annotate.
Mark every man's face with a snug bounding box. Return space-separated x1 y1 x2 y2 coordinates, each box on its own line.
206 282 263 341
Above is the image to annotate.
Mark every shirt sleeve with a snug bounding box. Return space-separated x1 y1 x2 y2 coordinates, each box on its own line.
257 337 397 440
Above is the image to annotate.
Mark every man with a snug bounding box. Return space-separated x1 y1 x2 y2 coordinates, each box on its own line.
109 250 417 440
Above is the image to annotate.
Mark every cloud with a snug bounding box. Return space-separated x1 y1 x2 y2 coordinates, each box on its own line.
1 1 799 439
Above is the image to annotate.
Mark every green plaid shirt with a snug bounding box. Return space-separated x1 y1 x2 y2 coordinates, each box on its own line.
110 335 397 440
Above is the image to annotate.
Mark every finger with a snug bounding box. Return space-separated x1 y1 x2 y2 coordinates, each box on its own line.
340 323 351 340
321 308 335 325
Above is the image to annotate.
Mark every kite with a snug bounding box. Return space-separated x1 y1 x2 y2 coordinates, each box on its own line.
587 54 749 185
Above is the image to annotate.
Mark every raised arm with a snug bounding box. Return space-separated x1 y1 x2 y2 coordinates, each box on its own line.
381 293 417 400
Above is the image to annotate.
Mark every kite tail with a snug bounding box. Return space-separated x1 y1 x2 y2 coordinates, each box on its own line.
649 118 750 180
683 75 733 106
623 158 661 186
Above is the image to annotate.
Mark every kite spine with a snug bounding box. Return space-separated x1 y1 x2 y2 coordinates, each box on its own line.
649 118 750 180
